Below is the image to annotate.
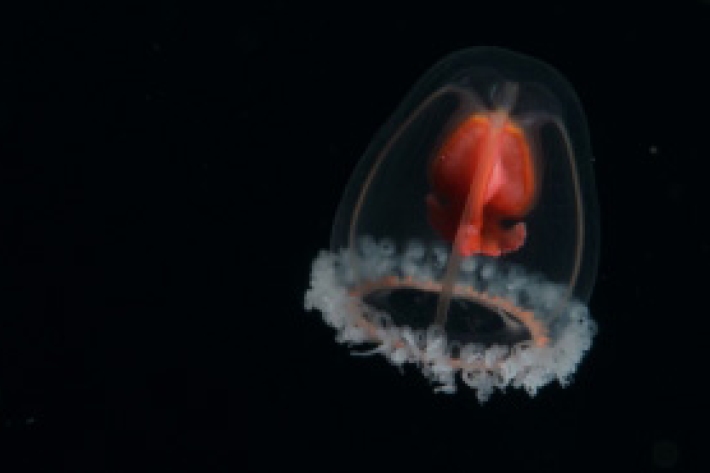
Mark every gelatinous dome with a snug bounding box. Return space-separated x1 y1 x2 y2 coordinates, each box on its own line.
306 47 599 401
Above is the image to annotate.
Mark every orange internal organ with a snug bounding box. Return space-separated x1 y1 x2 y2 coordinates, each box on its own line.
427 113 537 257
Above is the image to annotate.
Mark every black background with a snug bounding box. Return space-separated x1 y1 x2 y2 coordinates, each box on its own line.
1 2 708 471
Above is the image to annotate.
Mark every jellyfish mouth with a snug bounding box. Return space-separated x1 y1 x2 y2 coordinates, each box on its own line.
364 287 531 346
351 276 549 349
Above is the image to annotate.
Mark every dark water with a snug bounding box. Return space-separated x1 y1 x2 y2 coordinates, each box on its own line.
1 2 707 471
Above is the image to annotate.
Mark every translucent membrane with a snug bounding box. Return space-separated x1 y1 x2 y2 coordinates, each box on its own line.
305 47 599 402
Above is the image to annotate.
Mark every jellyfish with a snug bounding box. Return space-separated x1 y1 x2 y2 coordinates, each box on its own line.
305 47 599 402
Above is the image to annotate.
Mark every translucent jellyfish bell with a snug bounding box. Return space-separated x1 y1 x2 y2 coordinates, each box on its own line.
305 47 599 402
